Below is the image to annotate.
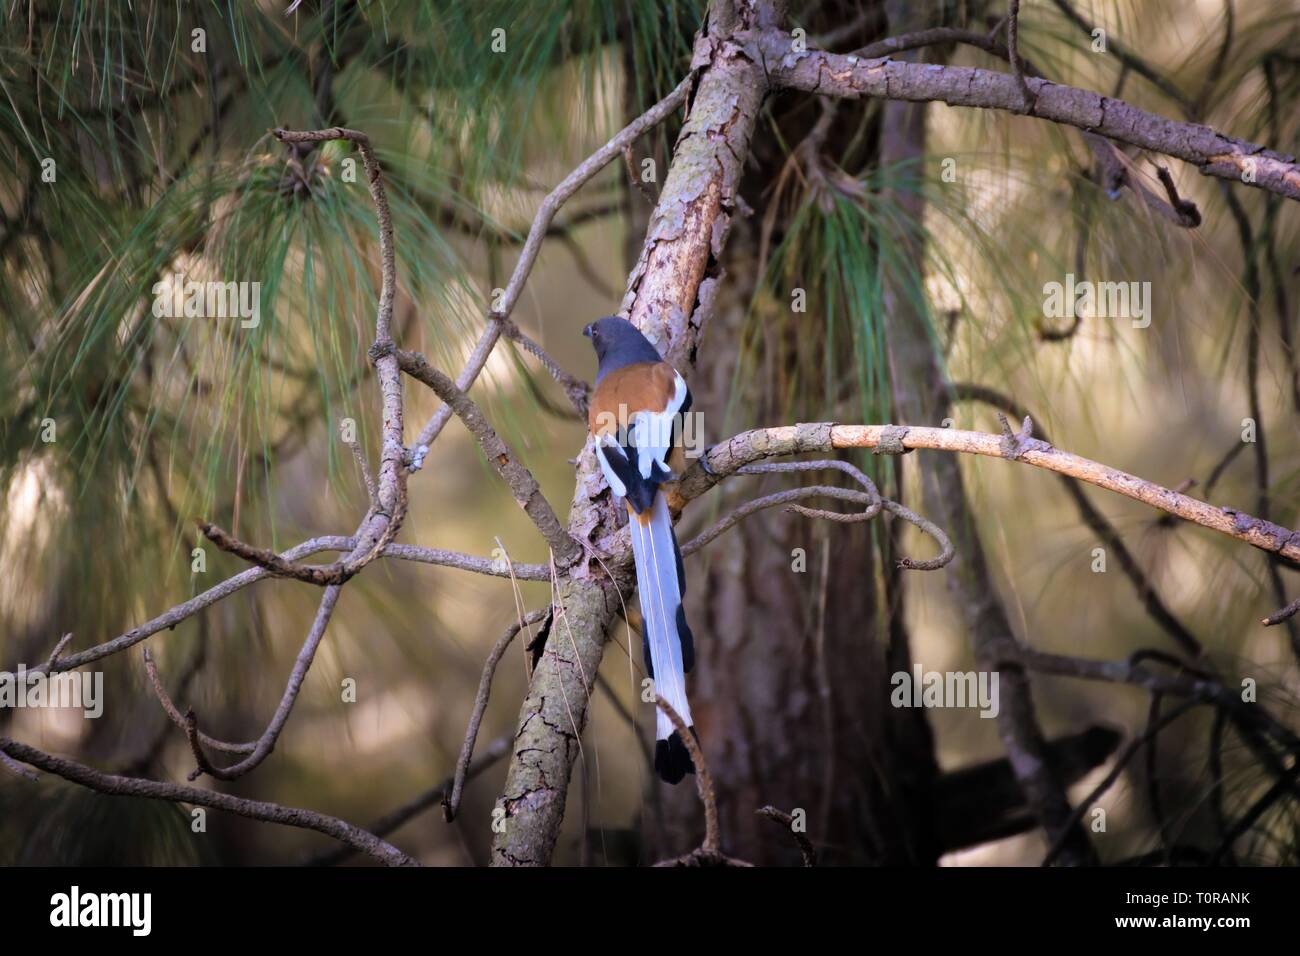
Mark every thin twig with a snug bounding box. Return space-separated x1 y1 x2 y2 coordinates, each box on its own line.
397 349 582 567
142 647 254 754
650 695 753 867
345 437 377 506
444 609 550 822
952 384 1202 656
756 805 817 866
305 735 512 867
14 536 548 678
183 585 342 781
774 31 1300 203
1262 596 1300 627
1006 0 1033 111
1040 698 1198 866
623 144 658 205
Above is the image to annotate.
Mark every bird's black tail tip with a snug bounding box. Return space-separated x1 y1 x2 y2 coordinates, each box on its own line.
655 727 697 785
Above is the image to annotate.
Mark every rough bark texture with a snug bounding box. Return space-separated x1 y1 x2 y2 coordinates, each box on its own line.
489 3 769 867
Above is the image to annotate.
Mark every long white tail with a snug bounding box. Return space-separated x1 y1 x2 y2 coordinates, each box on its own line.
627 493 696 783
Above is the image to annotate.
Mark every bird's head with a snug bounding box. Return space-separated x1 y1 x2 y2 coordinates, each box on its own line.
583 315 645 363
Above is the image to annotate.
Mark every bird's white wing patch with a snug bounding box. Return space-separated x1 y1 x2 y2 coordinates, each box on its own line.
593 434 628 499
630 372 687 480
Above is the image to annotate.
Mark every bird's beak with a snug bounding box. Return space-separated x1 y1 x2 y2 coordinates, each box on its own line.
582 323 593 339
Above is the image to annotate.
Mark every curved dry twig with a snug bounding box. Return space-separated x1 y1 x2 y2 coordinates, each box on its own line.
678 457 951 569
142 647 254 755
756 805 817 866
183 585 342 781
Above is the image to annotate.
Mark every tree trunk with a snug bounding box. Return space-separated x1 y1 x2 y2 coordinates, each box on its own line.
489 2 769 867
651 1 941 866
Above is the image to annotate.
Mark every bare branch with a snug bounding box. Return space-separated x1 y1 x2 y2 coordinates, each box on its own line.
0 736 418 867
1006 0 1033 111
345 437 378 506
1040 698 1199 866
623 144 658 206
183 585 342 781
18 537 547 678
304 735 513 867
496 318 591 417
197 520 368 586
951 383 1202 655
650 695 752 868
849 25 1201 228
766 35 1300 203
1263 596 1300 627
1048 0 1193 113
142 647 254 754
271 126 409 552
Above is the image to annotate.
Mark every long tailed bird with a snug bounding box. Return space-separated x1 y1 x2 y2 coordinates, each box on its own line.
583 315 696 784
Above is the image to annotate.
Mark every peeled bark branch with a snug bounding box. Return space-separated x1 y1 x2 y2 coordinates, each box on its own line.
674 423 1300 565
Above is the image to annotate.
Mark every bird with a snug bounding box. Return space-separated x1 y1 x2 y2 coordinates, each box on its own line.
583 315 696 784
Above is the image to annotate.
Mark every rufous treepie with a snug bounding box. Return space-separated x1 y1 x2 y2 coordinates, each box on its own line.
583 316 696 784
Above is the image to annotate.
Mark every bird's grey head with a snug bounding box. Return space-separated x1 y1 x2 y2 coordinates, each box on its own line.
582 316 662 380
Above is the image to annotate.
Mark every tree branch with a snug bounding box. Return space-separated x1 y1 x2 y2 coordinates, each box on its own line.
396 349 581 567
0 737 418 867
674 423 1300 566
19 537 547 678
764 35 1300 203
